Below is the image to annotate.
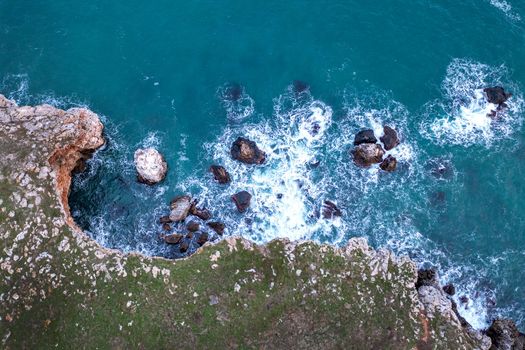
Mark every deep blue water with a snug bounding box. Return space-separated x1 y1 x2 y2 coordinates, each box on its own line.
1 0 525 330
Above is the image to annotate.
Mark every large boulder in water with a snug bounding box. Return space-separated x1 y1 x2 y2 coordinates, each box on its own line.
232 191 252 213
169 195 193 222
352 143 385 167
380 155 397 172
380 125 400 151
486 319 524 350
354 129 377 145
484 86 512 105
230 137 266 165
210 165 231 184
134 148 167 185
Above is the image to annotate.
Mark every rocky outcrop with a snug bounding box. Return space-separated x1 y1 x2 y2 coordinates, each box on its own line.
134 148 167 185
0 95 501 349
486 319 525 350
230 137 266 165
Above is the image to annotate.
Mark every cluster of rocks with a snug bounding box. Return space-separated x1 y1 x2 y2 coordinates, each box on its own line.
484 86 512 118
351 125 400 171
143 136 266 253
158 194 225 253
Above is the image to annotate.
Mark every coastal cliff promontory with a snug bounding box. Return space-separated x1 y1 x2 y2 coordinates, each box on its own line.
0 95 492 349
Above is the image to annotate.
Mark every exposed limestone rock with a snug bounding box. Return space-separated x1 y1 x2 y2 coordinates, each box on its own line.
134 148 167 185
169 195 193 222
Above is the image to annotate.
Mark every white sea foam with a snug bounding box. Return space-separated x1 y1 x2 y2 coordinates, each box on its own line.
489 0 521 21
420 59 524 148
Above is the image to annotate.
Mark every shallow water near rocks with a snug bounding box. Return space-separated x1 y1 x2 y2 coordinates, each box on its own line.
2 0 525 330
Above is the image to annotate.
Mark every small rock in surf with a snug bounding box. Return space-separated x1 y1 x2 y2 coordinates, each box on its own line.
380 125 400 151
162 223 171 231
232 191 252 213
134 148 168 185
197 232 209 246
187 221 200 232
442 283 456 296
207 222 225 235
169 195 193 222
379 155 397 172
191 206 212 221
164 233 183 245
230 137 266 165
352 143 385 167
210 165 231 184
354 129 377 145
322 200 342 219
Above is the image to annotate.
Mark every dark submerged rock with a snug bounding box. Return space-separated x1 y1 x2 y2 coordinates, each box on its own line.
162 223 171 231
230 137 266 165
169 195 193 222
187 221 200 232
352 143 385 167
380 125 400 151
164 233 183 245
416 268 438 289
354 129 377 146
210 165 231 184
427 158 455 180
207 222 225 235
442 283 456 296
322 200 342 219
486 319 521 350
484 86 512 106
293 80 310 93
223 83 243 101
379 155 397 172
232 191 252 213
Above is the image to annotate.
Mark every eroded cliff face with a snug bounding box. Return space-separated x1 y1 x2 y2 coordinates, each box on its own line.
0 95 489 349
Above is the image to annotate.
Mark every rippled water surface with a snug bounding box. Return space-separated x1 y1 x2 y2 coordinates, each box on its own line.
1 0 525 329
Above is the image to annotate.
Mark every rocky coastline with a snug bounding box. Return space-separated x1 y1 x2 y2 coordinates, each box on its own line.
0 94 521 349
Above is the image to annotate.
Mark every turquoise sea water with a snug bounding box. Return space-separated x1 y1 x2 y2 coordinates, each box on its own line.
1 0 525 329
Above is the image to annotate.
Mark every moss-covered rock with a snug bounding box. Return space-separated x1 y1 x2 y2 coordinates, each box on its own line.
0 95 489 349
